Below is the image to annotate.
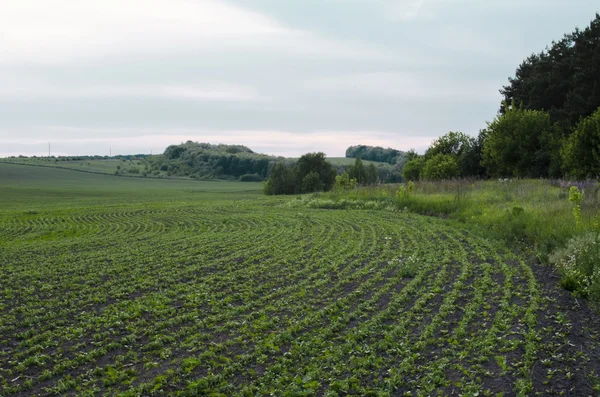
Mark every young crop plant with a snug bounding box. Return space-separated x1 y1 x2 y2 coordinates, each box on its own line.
0 164 598 396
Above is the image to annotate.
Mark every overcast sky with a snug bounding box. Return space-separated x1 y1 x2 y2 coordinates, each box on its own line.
1 1 598 157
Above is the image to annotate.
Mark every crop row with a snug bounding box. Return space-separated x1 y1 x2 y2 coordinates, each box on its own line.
0 202 583 396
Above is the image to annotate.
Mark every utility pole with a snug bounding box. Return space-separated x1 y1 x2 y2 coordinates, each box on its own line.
110 146 112 157
49 142 51 157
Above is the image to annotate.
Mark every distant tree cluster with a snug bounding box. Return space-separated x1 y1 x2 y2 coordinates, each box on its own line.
149 141 279 180
264 152 337 195
347 157 378 185
345 145 408 165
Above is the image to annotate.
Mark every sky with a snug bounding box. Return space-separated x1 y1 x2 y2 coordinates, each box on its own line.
0 0 598 158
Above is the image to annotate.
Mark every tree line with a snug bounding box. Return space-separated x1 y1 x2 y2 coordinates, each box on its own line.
149 141 279 180
403 13 600 181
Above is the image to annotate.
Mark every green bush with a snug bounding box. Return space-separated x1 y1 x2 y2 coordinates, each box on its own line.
482 104 562 178
301 171 323 193
550 232 600 298
402 158 424 181
421 154 459 180
562 107 600 179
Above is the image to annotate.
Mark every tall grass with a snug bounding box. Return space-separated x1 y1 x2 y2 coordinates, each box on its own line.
311 179 600 296
308 179 600 301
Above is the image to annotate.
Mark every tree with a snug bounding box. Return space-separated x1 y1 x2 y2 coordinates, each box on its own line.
425 131 473 159
482 104 563 178
345 145 405 164
263 163 297 195
402 157 425 181
349 157 366 185
334 172 357 191
421 154 459 180
500 14 600 131
365 163 378 185
424 131 481 178
302 171 323 192
459 130 487 177
296 152 336 191
562 107 600 178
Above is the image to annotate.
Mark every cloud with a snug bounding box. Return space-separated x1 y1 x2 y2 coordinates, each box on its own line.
0 127 437 157
387 0 426 20
0 0 393 66
307 71 501 101
0 77 261 101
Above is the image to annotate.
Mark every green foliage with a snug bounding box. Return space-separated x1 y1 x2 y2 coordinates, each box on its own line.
0 163 596 395
263 163 297 195
152 141 277 180
562 107 600 178
501 14 600 130
301 171 323 193
569 186 584 226
402 158 425 181
550 232 600 299
425 131 473 159
482 104 563 178
264 152 336 195
333 172 357 191
348 157 366 185
421 154 459 180
345 145 406 164
396 181 415 201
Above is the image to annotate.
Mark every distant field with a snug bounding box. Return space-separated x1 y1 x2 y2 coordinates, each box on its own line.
0 163 598 396
0 163 262 211
326 157 388 166
1 157 129 174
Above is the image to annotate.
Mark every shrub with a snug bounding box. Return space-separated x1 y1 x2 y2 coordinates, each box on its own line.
334 172 357 191
562 106 600 179
482 104 562 178
302 172 323 193
402 158 424 181
421 154 459 180
550 232 600 299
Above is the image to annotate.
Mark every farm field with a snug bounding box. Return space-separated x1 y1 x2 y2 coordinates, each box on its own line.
1 158 130 176
325 157 385 166
1 163 599 396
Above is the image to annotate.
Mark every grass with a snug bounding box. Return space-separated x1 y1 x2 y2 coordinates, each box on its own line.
318 179 599 256
1 164 599 395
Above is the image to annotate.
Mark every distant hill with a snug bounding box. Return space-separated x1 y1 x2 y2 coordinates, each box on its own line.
148 141 283 181
1 143 406 183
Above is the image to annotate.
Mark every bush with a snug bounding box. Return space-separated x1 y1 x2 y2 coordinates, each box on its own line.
402 158 424 181
421 154 459 180
239 174 263 182
562 106 600 179
302 171 323 193
550 232 600 299
482 104 562 178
